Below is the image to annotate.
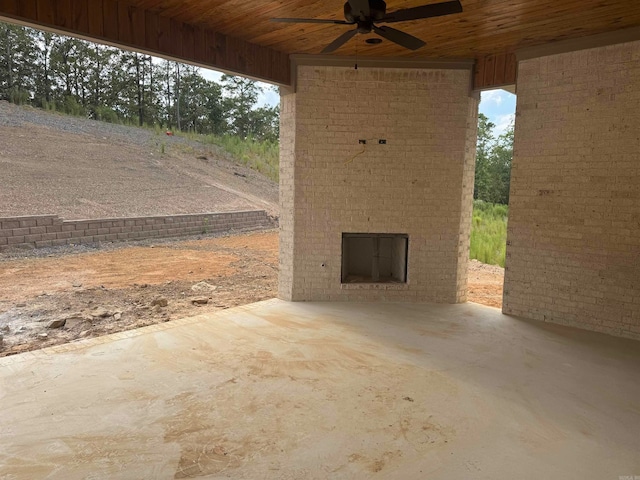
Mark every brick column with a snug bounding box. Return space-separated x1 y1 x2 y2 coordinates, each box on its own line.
504 40 640 340
279 64 478 302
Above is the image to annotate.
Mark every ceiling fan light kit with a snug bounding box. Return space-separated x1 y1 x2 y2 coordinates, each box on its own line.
271 0 463 54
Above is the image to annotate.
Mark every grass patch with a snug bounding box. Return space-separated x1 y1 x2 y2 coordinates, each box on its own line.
178 132 279 182
470 200 508 267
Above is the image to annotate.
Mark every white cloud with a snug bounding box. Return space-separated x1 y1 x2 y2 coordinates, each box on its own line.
481 89 505 107
259 88 280 108
199 68 223 83
493 113 515 136
480 88 516 136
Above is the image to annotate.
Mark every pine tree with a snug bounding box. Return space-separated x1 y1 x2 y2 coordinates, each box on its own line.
0 19 282 140
474 113 513 205
222 74 260 138
0 24 37 103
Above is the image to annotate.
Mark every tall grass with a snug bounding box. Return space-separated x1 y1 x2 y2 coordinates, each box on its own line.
178 132 279 182
470 200 508 267
213 135 279 182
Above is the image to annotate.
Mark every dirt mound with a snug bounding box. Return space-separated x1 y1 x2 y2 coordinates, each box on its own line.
0 101 278 219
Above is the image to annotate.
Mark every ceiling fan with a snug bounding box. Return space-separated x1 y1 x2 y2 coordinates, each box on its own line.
271 0 463 53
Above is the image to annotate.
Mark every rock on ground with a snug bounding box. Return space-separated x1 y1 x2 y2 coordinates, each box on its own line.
47 319 66 329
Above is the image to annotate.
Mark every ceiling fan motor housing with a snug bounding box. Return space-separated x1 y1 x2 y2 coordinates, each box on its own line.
343 0 387 22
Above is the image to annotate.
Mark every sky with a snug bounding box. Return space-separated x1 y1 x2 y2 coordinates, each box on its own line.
199 67 280 108
200 65 516 132
479 89 516 136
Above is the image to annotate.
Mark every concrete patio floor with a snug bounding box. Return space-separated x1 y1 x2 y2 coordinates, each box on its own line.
1 299 639 479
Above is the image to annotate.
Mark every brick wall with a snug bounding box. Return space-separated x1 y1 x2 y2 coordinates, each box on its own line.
279 65 478 302
504 40 640 340
0 211 274 251
279 87 297 301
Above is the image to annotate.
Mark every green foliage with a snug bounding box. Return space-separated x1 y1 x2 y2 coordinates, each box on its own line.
176 65 225 134
37 98 56 111
475 113 513 205
61 95 86 116
179 131 279 182
0 23 37 101
469 200 508 267
248 105 280 142
214 135 279 181
0 21 280 146
221 75 259 138
92 105 120 123
8 87 29 105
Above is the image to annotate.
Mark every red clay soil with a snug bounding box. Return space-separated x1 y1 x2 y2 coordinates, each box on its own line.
0 232 504 357
0 231 279 357
467 259 505 308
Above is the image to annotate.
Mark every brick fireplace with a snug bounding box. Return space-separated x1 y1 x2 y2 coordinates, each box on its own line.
278 62 478 302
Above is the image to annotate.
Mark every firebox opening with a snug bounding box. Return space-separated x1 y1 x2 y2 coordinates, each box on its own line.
341 233 408 284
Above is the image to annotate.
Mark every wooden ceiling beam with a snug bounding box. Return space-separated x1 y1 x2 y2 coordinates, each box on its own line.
0 0 291 86
474 52 517 91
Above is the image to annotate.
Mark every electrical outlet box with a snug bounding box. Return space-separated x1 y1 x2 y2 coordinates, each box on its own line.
359 139 366 144
378 139 387 144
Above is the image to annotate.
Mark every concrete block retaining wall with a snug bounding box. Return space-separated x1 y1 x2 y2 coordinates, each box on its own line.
0 210 274 252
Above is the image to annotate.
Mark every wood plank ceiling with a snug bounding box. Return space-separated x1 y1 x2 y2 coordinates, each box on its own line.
1 0 639 87
128 0 640 59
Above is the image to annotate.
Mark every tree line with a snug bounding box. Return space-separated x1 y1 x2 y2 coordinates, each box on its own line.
475 113 513 205
0 22 279 141
0 22 512 196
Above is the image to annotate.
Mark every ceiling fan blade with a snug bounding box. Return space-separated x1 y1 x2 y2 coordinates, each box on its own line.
348 0 371 19
271 18 353 24
322 29 358 54
372 25 426 50
382 0 462 23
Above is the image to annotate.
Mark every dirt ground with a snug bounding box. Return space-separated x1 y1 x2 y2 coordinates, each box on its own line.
0 101 279 219
467 259 505 308
0 230 279 357
0 102 504 357
0 231 504 357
